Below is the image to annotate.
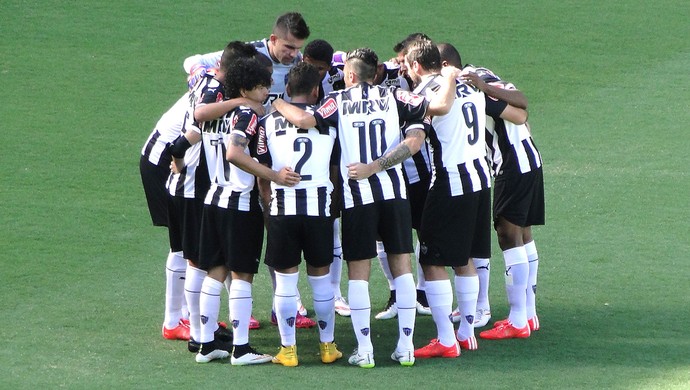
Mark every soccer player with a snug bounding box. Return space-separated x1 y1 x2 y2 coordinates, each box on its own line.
184 13 317 327
302 39 351 317
171 53 301 364
438 42 529 329
401 39 528 358
255 62 342 367
272 47 458 368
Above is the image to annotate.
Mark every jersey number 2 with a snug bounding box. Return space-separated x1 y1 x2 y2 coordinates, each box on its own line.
293 137 312 181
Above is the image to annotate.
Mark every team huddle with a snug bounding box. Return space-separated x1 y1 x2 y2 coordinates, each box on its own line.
139 12 545 368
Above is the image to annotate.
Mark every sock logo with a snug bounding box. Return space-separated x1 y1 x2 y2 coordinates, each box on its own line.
318 320 327 330
465 315 475 324
505 266 512 277
477 265 489 271
361 328 370 336
286 317 296 327
200 315 208 325
232 319 239 329
532 284 537 294
403 327 412 336
420 243 428 255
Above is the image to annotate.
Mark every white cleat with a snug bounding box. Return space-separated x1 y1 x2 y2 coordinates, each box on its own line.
391 348 415 366
348 349 375 368
473 308 492 328
334 296 351 317
375 302 398 320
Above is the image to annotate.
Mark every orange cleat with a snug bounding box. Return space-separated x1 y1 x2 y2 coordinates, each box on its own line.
162 321 190 341
480 321 530 340
249 316 260 330
493 316 539 332
295 313 316 329
457 335 478 350
414 339 460 358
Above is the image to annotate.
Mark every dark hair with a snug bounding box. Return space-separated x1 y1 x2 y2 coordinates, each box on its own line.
437 43 463 68
273 12 310 40
304 39 334 64
220 41 259 74
254 53 273 69
346 48 378 82
287 62 322 97
393 32 431 54
405 39 442 72
225 57 272 98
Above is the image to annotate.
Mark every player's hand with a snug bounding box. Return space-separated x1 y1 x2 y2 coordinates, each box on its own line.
170 158 184 174
440 65 462 80
242 98 266 116
276 167 301 187
346 162 374 181
460 71 487 91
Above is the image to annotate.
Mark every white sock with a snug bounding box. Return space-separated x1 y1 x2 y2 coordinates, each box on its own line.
415 240 426 291
331 219 344 299
348 280 373 352
393 273 416 351
473 258 491 311
309 274 335 343
524 241 539 319
425 279 455 347
454 275 479 340
275 271 299 346
229 279 253 346
184 265 206 342
503 247 529 328
223 274 232 321
377 241 395 290
164 251 186 328
199 277 223 343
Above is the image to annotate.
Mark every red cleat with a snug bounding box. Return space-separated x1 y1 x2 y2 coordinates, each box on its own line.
457 335 478 351
162 321 190 341
414 339 460 358
493 316 539 332
480 321 530 340
249 316 260 330
295 313 316 329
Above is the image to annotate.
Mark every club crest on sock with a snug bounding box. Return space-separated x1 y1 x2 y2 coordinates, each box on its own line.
286 317 295 327
360 328 370 336
403 327 412 336
232 319 239 329
200 315 208 325
318 320 327 330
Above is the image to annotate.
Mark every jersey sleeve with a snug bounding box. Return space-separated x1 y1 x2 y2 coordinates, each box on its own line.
183 50 223 74
254 121 272 166
394 88 429 122
313 94 340 131
198 78 225 105
232 108 260 141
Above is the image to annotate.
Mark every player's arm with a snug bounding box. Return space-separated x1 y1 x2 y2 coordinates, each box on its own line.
226 133 301 186
426 66 463 116
500 105 529 125
271 98 317 129
461 72 528 109
347 124 427 180
183 50 223 74
195 98 266 123
168 128 202 174
257 176 272 225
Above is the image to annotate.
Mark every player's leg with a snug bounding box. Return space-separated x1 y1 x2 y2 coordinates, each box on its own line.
375 241 397 320
331 218 350 316
454 264 479 350
523 227 540 331
472 257 492 327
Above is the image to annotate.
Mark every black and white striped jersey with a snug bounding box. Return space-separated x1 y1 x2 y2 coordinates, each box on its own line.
256 103 336 217
317 65 345 103
414 75 492 196
201 105 262 211
141 93 189 167
313 83 429 209
484 81 542 177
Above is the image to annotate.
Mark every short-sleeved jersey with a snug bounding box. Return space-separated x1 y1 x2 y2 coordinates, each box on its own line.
317 65 345 103
141 93 189 166
414 75 492 196
485 81 542 177
313 83 429 209
256 103 336 217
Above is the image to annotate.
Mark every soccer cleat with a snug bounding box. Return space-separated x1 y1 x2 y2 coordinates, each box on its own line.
188 339 200 353
249 315 260 330
180 318 190 326
414 339 460 358
416 290 431 316
270 310 278 325
296 297 308 316
480 321 530 340
295 313 316 328
334 296 351 317
319 342 343 364
348 349 375 368
450 307 462 323
375 295 397 320
416 301 432 316
473 308 492 328
162 321 190 341
457 335 478 351
195 340 230 363
214 323 233 343
231 345 273 366
272 345 298 367
391 348 415 366
493 316 539 331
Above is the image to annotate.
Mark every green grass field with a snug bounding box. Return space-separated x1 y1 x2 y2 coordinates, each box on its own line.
1 0 689 388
